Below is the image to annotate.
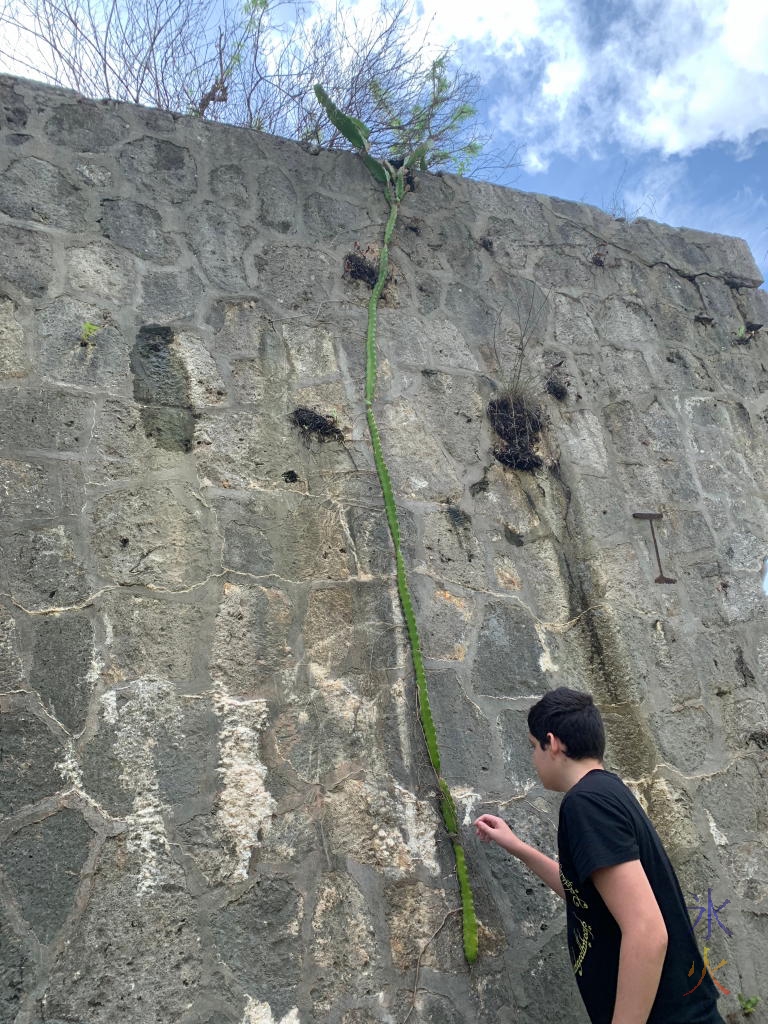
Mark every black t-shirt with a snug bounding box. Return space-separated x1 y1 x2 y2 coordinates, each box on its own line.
558 769 724 1024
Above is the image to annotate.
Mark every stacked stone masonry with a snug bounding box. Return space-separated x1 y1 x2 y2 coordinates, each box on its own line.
1 73 768 1024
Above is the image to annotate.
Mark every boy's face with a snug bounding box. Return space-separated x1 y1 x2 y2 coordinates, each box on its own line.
528 732 553 788
528 732 563 791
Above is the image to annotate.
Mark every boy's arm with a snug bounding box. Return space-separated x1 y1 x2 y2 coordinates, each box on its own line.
475 814 565 898
591 860 668 1024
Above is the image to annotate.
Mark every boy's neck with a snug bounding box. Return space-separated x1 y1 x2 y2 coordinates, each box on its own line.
560 758 604 792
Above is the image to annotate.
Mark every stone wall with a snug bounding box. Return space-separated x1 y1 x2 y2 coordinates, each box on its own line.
2 73 768 1024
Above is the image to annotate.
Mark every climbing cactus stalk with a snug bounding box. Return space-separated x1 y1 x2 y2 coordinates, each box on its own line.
315 83 479 964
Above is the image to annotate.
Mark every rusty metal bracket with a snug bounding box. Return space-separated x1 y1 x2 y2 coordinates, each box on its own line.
632 512 677 584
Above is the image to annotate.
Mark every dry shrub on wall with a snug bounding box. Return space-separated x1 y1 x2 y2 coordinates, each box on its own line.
487 283 551 472
487 391 544 472
0 0 488 173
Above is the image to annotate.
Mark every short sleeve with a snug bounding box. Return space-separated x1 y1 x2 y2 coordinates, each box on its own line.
561 791 640 884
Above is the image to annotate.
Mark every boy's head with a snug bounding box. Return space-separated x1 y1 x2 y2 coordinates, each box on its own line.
527 687 605 761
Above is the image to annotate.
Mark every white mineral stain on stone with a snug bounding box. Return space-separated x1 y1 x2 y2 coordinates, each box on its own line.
213 683 276 880
111 678 180 894
535 625 559 672
56 737 84 788
707 809 729 847
241 996 300 1024
394 783 440 876
84 648 105 701
0 617 22 684
561 410 609 474
454 788 482 827
100 689 118 724
127 784 171 896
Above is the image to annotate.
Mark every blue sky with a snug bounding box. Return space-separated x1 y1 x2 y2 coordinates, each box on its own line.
414 0 768 287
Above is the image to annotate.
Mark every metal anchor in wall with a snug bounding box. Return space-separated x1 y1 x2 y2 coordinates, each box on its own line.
632 512 677 584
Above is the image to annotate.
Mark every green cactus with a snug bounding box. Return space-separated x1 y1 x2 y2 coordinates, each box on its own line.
314 83 479 965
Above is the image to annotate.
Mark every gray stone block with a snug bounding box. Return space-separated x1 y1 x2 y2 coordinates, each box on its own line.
0 156 87 231
37 295 130 391
219 490 354 582
0 457 84 521
0 224 54 296
209 163 248 207
472 600 545 697
302 581 396 691
188 201 256 289
427 666 493 785
99 198 181 263
78 713 133 818
210 879 303 1018
43 835 205 1023
29 611 94 733
140 265 205 322
45 100 128 151
155 697 220 808
0 80 28 129
0 294 30 378
99 589 213 685
0 808 93 942
210 581 295 697
130 323 195 451
0 910 28 1021
119 136 198 203
88 483 220 589
0 710 63 817
0 388 94 452
0 526 89 612
66 239 138 306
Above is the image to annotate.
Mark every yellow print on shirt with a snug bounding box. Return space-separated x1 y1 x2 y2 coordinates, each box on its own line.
571 915 594 977
560 870 589 909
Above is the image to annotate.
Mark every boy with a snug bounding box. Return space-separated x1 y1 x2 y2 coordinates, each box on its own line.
474 687 725 1024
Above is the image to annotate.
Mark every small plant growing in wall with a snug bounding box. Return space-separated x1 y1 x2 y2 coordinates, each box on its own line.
732 322 762 346
314 81 479 965
738 994 760 1016
80 320 102 346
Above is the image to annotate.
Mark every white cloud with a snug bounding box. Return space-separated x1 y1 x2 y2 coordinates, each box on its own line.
418 0 541 50
425 0 768 161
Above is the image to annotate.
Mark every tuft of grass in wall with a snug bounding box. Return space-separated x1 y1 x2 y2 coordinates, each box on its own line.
315 83 478 965
485 288 553 472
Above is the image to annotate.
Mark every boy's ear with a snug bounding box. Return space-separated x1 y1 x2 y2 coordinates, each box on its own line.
547 732 565 756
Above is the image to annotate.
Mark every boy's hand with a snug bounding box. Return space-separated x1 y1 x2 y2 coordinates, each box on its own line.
475 814 565 899
474 814 523 855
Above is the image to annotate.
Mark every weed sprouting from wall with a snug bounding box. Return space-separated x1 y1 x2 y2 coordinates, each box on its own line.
344 243 381 288
487 285 551 472
314 83 478 965
488 392 544 471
